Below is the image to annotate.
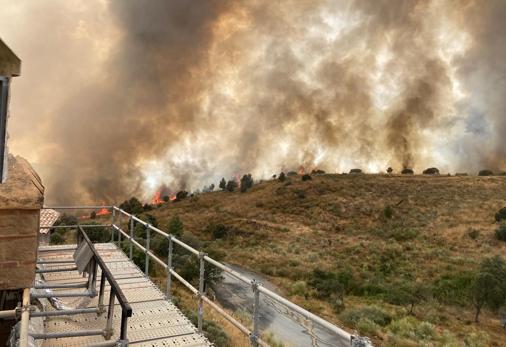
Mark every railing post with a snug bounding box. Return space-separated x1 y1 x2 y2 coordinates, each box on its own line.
105 288 116 340
117 210 121 247
145 224 150 276
250 280 260 346
111 208 116 243
129 216 134 260
166 235 173 299
87 259 97 296
98 271 106 315
197 251 206 333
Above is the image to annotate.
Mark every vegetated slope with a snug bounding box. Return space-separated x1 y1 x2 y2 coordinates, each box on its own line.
148 174 506 346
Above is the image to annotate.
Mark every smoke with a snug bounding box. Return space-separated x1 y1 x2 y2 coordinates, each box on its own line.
0 0 504 204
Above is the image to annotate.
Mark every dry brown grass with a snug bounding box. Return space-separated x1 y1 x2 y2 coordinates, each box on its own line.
142 174 506 346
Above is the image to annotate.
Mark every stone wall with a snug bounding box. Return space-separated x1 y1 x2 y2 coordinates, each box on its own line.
0 156 44 290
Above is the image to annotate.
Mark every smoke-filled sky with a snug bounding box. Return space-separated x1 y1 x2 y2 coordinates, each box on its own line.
0 0 504 204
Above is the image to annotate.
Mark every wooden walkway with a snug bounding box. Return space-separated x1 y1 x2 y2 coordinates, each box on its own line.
36 243 211 347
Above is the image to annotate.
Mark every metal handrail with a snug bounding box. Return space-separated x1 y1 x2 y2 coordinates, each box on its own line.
43 206 359 346
77 225 133 341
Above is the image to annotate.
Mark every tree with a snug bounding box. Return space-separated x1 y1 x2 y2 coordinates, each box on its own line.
119 197 144 214
219 178 226 191
209 183 215 192
167 215 184 238
473 256 506 322
240 174 253 192
162 195 170 202
175 190 188 201
301 174 312 181
278 172 286 182
90 211 96 219
387 167 393 174
226 179 238 192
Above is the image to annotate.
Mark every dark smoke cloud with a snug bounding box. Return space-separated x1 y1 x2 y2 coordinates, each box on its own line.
0 0 505 204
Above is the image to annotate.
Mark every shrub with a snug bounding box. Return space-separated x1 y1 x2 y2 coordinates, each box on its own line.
84 224 111 243
349 168 362 174
467 228 480 240
387 167 393 174
290 281 309 297
278 172 286 182
167 215 184 238
478 169 494 176
226 179 238 192
287 171 298 176
301 174 312 181
423 167 440 175
495 207 506 222
432 271 474 306
391 227 418 241
473 256 506 322
494 224 506 241
185 311 230 347
219 178 226 191
384 206 394 219
340 306 392 327
388 317 435 341
119 197 144 214
401 168 414 175
311 169 326 175
50 232 65 245
240 174 254 192
295 190 306 199
206 223 229 240
90 211 96 219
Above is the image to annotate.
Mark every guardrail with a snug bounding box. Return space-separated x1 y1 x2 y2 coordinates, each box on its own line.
43 206 367 347
35 221 132 345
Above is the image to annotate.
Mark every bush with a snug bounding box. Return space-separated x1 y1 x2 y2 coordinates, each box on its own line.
119 197 144 214
494 224 506 241
340 306 392 327
349 168 362 174
384 206 394 219
473 256 506 322
432 271 474 306
219 178 226 191
495 207 506 222
388 317 435 341
240 174 254 192
390 227 418 241
175 190 188 201
401 168 414 175
207 223 229 240
301 174 312 181
287 171 298 176
84 224 111 243
467 228 480 240
278 172 286 182
167 215 184 238
423 167 440 175
90 211 96 219
50 232 65 245
387 167 393 174
226 180 238 192
478 169 494 176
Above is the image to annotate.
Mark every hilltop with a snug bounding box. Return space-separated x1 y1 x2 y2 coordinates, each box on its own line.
129 174 506 346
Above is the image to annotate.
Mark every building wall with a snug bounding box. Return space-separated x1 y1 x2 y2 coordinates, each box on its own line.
0 209 39 289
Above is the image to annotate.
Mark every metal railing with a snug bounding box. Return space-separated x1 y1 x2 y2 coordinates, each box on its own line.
34 222 133 345
43 206 363 347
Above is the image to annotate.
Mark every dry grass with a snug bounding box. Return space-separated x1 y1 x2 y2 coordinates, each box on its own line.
142 174 506 346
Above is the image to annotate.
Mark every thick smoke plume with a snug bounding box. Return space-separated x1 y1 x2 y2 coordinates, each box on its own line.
0 0 505 204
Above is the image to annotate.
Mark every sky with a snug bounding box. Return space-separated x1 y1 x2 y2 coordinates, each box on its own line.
0 0 504 204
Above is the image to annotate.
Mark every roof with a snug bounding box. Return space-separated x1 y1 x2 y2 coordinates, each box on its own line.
39 209 60 234
0 39 21 77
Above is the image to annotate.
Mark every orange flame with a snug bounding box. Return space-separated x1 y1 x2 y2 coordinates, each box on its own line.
96 207 110 216
152 191 164 205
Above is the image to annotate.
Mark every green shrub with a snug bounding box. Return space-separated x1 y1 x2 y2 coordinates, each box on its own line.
495 223 506 241
167 215 184 238
356 318 380 336
495 207 506 222
308 269 342 298
473 256 506 322
206 223 229 240
384 206 394 219
186 311 230 346
50 232 65 245
388 317 435 341
467 228 480 240
391 227 418 241
301 174 312 181
432 271 474 305
340 306 392 327
289 281 308 297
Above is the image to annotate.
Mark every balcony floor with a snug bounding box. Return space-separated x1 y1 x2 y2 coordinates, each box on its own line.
35 243 211 347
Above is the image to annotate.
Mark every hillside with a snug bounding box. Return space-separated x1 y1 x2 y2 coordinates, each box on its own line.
141 174 506 346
